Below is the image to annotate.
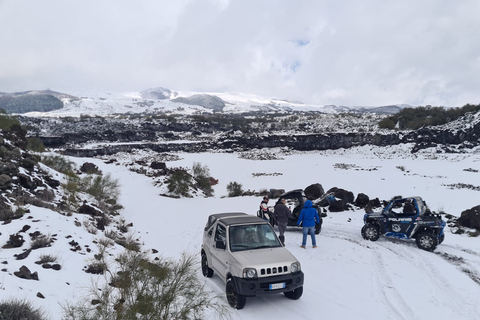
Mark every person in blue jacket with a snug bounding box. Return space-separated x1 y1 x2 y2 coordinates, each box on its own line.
297 200 320 248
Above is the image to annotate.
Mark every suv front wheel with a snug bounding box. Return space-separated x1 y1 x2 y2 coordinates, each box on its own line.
226 278 246 309
416 232 438 251
284 286 303 300
361 223 380 241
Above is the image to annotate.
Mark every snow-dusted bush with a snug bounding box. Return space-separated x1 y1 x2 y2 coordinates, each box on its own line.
62 251 228 320
0 298 47 320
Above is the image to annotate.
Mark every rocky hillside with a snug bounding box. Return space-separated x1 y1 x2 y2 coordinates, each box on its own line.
18 109 480 157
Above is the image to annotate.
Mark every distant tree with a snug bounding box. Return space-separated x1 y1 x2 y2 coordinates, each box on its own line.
378 118 395 129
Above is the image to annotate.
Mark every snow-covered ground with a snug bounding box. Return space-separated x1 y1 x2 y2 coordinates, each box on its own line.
1 145 480 320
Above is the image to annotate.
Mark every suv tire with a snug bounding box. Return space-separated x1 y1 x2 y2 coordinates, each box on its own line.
284 285 303 300
226 278 246 309
361 223 380 241
201 252 213 278
416 232 438 251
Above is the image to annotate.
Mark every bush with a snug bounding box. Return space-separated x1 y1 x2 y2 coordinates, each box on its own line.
378 117 395 129
31 235 52 249
41 155 76 177
379 104 480 130
27 137 46 152
0 113 21 130
192 162 210 179
166 170 192 197
62 251 228 320
0 298 47 320
192 162 214 197
227 181 243 197
80 173 120 203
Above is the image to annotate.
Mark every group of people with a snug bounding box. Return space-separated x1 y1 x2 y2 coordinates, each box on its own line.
258 196 320 249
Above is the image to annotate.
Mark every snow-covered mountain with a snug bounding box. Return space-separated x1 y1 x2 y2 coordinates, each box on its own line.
16 87 409 117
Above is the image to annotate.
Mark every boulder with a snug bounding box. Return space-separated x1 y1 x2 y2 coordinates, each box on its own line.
304 183 324 200
458 205 480 229
327 187 355 204
14 265 39 280
80 162 99 174
354 193 370 208
269 189 285 199
0 174 12 189
78 203 103 216
151 161 166 170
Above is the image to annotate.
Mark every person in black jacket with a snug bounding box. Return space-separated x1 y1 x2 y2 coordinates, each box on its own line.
273 198 292 246
258 196 270 221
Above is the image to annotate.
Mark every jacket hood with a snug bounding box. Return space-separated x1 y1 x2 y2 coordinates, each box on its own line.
304 200 313 208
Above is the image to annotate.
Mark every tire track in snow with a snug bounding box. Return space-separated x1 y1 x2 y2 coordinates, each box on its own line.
321 226 416 320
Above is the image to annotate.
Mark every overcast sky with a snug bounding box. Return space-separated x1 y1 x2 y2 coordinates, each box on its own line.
1 0 479 107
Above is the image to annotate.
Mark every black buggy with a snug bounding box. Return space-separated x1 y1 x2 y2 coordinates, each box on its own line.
361 196 446 251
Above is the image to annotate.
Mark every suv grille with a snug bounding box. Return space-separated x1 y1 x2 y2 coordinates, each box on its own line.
260 266 288 275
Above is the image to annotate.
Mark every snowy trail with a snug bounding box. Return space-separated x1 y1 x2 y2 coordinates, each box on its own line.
64 152 480 320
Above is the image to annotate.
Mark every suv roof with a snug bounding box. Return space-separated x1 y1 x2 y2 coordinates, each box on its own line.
204 212 266 230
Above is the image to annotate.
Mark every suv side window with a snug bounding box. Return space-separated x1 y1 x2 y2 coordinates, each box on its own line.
207 226 213 238
214 224 226 244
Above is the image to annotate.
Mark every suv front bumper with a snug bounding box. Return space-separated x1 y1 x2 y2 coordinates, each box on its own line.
234 271 304 297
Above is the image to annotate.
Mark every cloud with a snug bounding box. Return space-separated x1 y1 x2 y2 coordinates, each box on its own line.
1 0 480 107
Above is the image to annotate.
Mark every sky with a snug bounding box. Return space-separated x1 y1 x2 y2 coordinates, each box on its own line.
1 0 480 107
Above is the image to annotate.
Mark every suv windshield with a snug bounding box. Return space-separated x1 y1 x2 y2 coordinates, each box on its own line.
229 224 281 252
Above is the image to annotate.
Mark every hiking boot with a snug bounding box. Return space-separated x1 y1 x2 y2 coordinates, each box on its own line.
313 245 317 248
300 246 306 249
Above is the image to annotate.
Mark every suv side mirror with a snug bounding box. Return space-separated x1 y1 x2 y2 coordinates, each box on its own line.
216 240 226 250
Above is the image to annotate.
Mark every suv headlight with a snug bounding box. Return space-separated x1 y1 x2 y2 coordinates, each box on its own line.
243 268 257 279
291 262 301 273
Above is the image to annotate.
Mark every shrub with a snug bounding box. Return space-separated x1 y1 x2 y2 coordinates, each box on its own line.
227 181 243 197
62 251 228 320
0 298 47 320
41 155 76 176
31 235 52 249
196 176 214 197
27 137 46 152
80 173 120 203
37 254 58 264
378 117 395 129
0 113 21 130
192 162 210 179
192 162 215 197
166 170 192 197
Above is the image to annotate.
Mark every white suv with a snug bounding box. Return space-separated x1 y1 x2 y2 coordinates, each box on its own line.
201 212 304 309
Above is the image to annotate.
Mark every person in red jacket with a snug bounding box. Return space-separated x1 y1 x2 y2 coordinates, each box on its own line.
297 200 320 248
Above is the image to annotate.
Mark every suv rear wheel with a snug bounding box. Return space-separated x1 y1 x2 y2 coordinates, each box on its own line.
201 252 213 278
416 232 438 251
361 223 380 241
226 278 246 309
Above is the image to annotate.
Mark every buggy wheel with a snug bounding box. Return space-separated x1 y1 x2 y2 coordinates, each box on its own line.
438 234 445 244
315 222 322 235
201 252 213 278
416 232 438 251
361 223 380 241
284 286 303 300
226 278 246 309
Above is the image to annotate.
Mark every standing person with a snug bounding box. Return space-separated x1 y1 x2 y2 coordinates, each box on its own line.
297 200 320 249
258 196 270 221
274 198 292 246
